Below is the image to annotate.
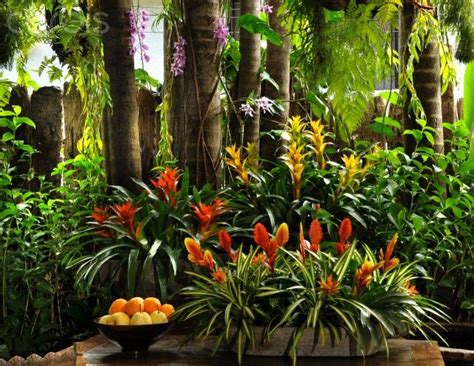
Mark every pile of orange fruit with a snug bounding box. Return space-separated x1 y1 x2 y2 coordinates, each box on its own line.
98 297 175 326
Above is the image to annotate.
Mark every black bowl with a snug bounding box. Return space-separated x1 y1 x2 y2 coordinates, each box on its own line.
94 319 173 352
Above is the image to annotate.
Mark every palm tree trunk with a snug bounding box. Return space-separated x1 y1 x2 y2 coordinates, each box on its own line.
260 0 290 161
413 41 444 154
183 0 222 187
401 1 444 154
237 0 261 146
100 0 142 190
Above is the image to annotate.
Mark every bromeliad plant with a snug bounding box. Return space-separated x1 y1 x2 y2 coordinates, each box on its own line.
221 115 380 242
68 167 230 300
69 168 191 299
178 217 449 365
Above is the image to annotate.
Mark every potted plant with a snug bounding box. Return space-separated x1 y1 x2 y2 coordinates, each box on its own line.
177 218 450 365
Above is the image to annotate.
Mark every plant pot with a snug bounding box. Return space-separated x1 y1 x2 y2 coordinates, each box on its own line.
232 326 380 357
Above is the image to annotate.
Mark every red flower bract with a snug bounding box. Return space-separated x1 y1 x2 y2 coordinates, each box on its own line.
184 238 215 271
253 223 289 271
212 268 227 283
380 233 400 272
91 207 110 225
111 201 141 238
336 218 352 255
218 229 237 262
309 219 323 252
338 218 352 244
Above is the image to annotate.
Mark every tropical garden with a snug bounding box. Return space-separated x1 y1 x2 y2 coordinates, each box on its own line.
0 0 473 363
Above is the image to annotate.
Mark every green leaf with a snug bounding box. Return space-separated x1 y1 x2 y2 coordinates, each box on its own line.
373 117 401 129
379 91 401 106
127 249 140 297
238 14 283 46
369 123 394 138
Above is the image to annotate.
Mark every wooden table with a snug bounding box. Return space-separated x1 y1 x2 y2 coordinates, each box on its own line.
74 335 444 366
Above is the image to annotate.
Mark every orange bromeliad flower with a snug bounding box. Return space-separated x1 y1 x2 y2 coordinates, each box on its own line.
309 219 323 252
150 167 179 206
219 230 238 262
299 220 323 260
353 261 384 295
251 252 268 266
184 238 215 271
319 274 340 296
379 233 400 272
218 229 238 262
192 199 226 237
336 218 352 255
211 268 227 283
299 223 308 260
254 223 289 271
405 280 419 296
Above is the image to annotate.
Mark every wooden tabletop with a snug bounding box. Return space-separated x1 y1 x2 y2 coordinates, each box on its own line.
75 335 444 366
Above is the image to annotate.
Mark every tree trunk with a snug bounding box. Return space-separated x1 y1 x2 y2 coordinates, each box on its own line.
231 0 261 146
413 41 444 154
63 83 85 160
138 88 160 178
442 82 457 152
400 1 444 155
400 1 417 154
183 0 222 187
260 0 290 162
99 0 142 190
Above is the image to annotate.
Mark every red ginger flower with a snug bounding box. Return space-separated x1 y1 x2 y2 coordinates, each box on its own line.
253 223 289 271
218 229 237 262
150 167 179 206
379 233 400 272
354 261 384 295
192 199 226 237
336 218 352 255
319 274 340 296
184 238 215 270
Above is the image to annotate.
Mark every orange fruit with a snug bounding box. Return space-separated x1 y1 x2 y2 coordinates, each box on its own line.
160 303 175 318
143 297 161 314
108 298 127 315
124 297 144 317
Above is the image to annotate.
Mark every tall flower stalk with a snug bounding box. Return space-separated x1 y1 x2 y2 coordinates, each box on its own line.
128 8 151 63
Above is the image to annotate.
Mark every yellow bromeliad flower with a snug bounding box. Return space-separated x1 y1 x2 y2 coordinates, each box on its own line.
362 144 382 173
225 145 249 184
244 142 259 172
339 154 362 188
307 120 327 169
283 116 306 145
282 141 305 199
